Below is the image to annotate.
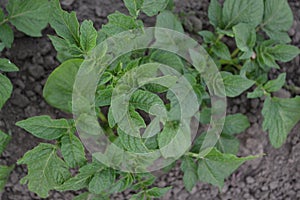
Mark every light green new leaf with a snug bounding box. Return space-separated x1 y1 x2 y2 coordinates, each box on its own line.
261 0 293 43
141 0 168 17
6 0 49 37
56 162 103 191
0 23 13 48
197 148 258 189
156 10 184 33
199 31 216 44
146 186 172 198
268 45 300 62
88 169 115 194
124 0 144 17
0 58 18 72
0 165 14 191
222 0 264 29
80 20 97 53
43 59 83 113
16 116 70 140
0 74 13 109
0 130 11 155
208 0 222 28
221 72 255 97
181 156 198 191
50 0 80 44
17 143 71 198
233 23 256 54
263 73 286 93
61 133 86 168
262 96 300 148
212 41 231 60
223 114 250 135
102 12 143 36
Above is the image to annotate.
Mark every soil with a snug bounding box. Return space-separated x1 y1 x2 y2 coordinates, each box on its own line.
0 0 299 199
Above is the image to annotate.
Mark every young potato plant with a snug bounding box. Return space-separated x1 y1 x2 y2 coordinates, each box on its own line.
0 0 50 191
15 0 300 199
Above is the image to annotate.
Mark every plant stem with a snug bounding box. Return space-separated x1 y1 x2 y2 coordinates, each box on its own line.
0 18 9 26
185 152 199 159
231 48 240 58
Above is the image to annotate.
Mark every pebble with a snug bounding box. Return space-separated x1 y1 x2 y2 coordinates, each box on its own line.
246 176 255 184
28 64 45 79
10 89 30 108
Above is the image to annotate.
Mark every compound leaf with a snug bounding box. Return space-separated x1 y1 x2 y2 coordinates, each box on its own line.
262 96 300 148
88 169 115 194
268 45 300 62
197 148 258 189
208 0 222 28
17 143 71 198
6 0 49 37
124 0 144 17
16 116 70 140
233 23 256 54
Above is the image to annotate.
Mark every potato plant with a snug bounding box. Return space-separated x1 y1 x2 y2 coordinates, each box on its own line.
0 0 298 199
0 0 50 191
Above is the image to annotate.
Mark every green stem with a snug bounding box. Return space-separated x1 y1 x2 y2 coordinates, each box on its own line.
185 152 199 159
0 18 9 26
97 110 108 123
231 48 240 58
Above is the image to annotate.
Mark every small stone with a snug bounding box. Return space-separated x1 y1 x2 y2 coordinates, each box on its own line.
28 65 45 79
270 181 278 190
61 0 75 6
246 176 255 184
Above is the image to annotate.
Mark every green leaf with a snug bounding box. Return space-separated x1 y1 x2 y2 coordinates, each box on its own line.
109 173 133 193
56 162 103 191
73 193 108 200
261 0 293 43
198 31 216 44
223 114 250 134
18 143 71 198
16 116 70 140
141 0 168 16
212 41 231 60
95 87 113 107
0 23 13 48
0 130 11 155
181 156 198 191
80 20 97 53
118 128 149 153
268 45 300 62
263 73 286 93
146 186 172 198
43 59 83 113
101 12 143 36
6 0 49 37
233 23 256 54
130 89 165 115
50 0 80 44
262 96 300 148
208 0 222 28
156 10 184 33
216 133 240 154
88 169 115 194
247 87 264 99
61 133 86 168
221 72 255 97
158 121 191 158
0 74 13 109
197 148 258 189
150 50 184 73
124 0 144 17
222 0 264 29
0 58 19 72
0 165 14 191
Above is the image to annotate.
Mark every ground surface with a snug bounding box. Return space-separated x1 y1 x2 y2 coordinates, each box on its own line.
0 0 299 199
